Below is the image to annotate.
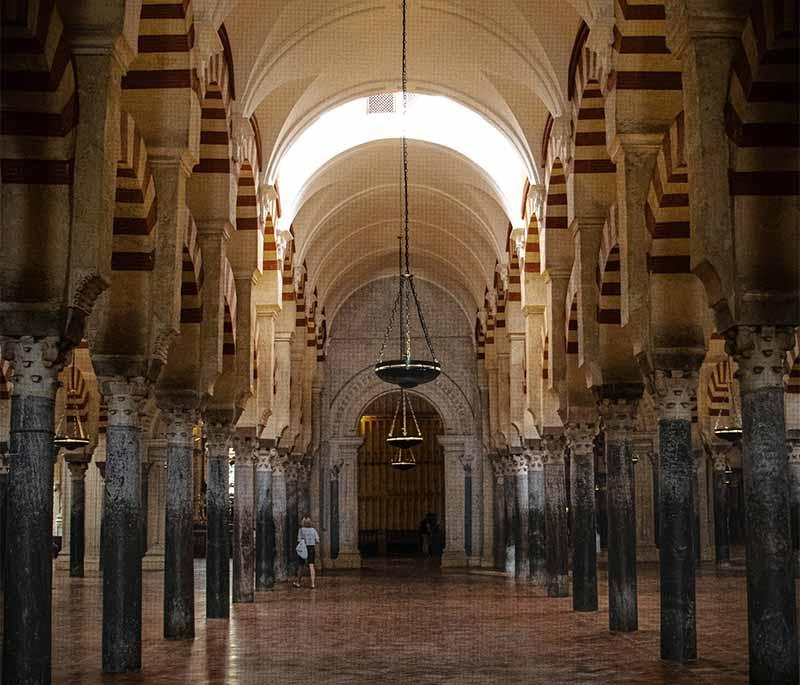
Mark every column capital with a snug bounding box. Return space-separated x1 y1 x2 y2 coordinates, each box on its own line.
1 336 64 399
525 448 545 472
0 452 8 476
597 383 644 441
67 461 89 480
202 409 236 456
653 368 699 422
255 448 273 472
541 433 566 464
725 326 795 392
159 396 199 447
565 421 598 459
665 0 748 58
100 377 149 428
787 433 800 465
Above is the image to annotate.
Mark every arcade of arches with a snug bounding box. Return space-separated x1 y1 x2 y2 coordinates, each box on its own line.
0 0 798 683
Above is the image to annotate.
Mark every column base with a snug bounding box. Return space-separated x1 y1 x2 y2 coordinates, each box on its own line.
326 552 361 569
467 555 482 567
441 551 468 567
546 575 569 597
143 549 165 571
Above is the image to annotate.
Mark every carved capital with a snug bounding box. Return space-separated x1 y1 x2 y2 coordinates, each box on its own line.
542 434 567 464
1 336 64 399
565 422 597 459
550 115 573 163
255 449 273 472
653 368 698 422
161 405 198 447
726 326 795 392
329 458 344 481
67 461 89 480
100 377 148 428
0 453 9 476
204 421 232 458
597 397 640 442
787 436 800 465
525 448 545 472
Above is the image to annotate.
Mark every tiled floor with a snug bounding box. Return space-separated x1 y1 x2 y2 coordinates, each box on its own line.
51 558 767 684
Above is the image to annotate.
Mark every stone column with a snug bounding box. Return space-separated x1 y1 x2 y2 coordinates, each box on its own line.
330 439 363 568
527 448 547 584
711 451 731 567
203 418 231 619
543 434 568 597
100 377 148 672
0 451 8 592
2 338 63 684
140 460 153 558
436 436 470 567
160 401 198 639
511 453 529 579
255 449 275 591
788 435 800 577
503 459 516 574
66 457 90 578
328 461 341 561
654 368 699 662
491 455 506 570
566 421 598 611
271 452 288 580
727 326 798 682
232 436 256 604
631 434 658 561
298 457 312 522
285 459 299 577
597 386 641 632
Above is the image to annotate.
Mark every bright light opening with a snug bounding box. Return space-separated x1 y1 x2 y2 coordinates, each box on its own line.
275 93 528 228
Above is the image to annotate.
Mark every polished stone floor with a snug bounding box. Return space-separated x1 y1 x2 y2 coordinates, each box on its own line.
49 558 768 684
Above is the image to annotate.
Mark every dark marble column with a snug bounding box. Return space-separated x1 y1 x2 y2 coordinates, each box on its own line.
512 455 530 580
255 449 275 591
543 435 568 597
491 457 505 570
161 402 198 639
272 457 288 580
711 453 731 567
788 437 800 578
100 377 148 672
728 326 798 683
203 418 231 620
286 461 299 577
503 461 516 575
654 369 698 662
566 421 598 611
140 460 153 558
528 450 546 584
233 436 256 604
597 387 641 633
67 458 90 578
329 470 340 560
2 338 62 684
298 457 312 522
0 452 7 594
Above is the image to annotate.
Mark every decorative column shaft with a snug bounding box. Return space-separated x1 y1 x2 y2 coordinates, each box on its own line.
0 452 8 596
161 402 198 639
503 460 516 574
788 436 800 577
527 449 546 584
654 368 698 662
285 460 299 577
727 326 797 682
2 338 62 684
543 435 568 597
711 452 731 566
232 436 256 604
597 387 641 632
101 377 148 672
67 459 90 578
204 419 231 619
566 422 598 611
438 437 469 567
255 449 275 591
272 455 288 580
491 459 506 570
512 453 530 580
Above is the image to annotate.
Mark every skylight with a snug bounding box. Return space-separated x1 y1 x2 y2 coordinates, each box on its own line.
274 92 528 229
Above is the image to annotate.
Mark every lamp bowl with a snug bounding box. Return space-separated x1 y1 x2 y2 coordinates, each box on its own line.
390 459 417 471
387 435 424 449
714 427 742 443
54 436 90 451
375 359 441 388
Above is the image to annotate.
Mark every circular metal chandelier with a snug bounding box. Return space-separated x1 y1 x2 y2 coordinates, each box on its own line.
713 376 742 443
374 0 440 390
390 448 417 471
386 389 423 451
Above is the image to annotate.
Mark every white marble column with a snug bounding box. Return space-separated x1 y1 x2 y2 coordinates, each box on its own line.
143 441 167 571
438 435 469 567
631 434 658 561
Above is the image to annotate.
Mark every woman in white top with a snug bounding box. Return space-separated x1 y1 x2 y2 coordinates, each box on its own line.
294 516 320 589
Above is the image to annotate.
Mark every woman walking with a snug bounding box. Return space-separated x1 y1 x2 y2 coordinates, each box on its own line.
294 516 320 589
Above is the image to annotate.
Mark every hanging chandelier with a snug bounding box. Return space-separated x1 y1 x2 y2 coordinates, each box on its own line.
374 0 441 389
386 389 423 450
54 351 91 452
713 374 742 443
390 448 417 471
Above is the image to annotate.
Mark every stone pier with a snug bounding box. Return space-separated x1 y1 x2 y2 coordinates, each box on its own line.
528 448 546 585
543 435 568 597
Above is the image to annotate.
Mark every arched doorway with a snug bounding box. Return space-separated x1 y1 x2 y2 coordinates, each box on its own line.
357 392 445 557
